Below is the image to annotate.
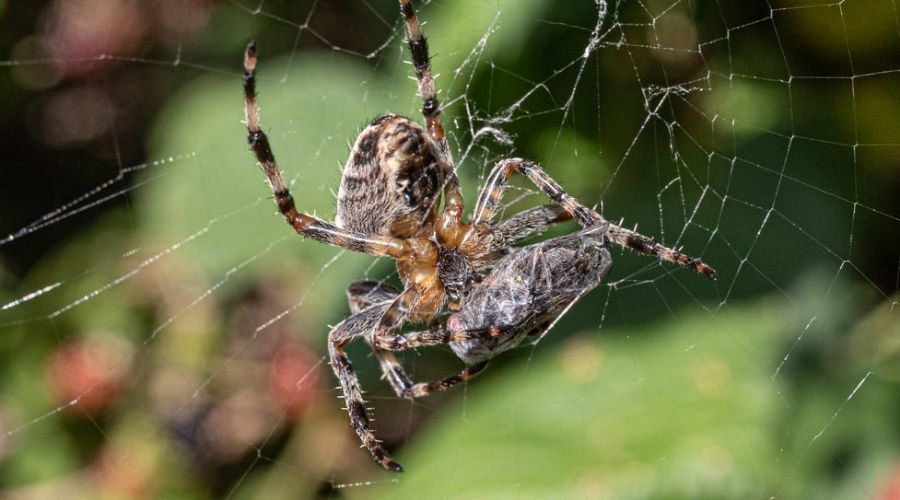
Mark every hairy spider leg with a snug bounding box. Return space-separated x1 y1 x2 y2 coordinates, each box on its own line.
472 158 602 227
347 281 487 399
398 0 446 154
242 41 407 259
473 158 718 279
327 303 403 472
368 315 490 398
347 283 490 399
329 287 490 472
368 288 468 396
349 282 492 397
398 0 465 243
394 358 488 398
489 204 574 251
346 281 414 396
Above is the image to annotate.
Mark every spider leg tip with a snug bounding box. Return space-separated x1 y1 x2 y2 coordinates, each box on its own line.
698 263 717 280
383 459 404 472
244 40 258 68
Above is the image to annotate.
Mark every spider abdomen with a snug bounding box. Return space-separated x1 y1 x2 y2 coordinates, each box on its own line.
335 114 443 239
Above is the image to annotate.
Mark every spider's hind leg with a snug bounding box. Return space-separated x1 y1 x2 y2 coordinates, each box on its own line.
398 0 465 228
399 0 444 146
370 322 505 397
347 280 401 314
400 360 488 398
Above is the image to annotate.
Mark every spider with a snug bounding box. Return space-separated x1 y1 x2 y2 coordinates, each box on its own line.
242 0 716 472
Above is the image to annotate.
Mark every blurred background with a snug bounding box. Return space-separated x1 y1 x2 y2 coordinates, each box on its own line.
0 0 898 498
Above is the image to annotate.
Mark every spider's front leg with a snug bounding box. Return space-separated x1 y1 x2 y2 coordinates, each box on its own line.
368 316 490 398
473 158 717 279
350 285 488 399
488 204 573 252
473 158 604 228
371 321 494 397
346 281 417 398
328 302 405 472
242 41 407 259
330 288 486 472
399 0 445 150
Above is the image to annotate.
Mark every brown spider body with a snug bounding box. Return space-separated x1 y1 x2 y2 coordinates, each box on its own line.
242 0 715 472
335 113 489 321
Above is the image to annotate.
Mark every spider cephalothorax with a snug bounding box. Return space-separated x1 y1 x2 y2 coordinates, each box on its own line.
243 0 715 472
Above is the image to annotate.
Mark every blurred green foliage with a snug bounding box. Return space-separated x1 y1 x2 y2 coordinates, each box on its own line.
370 297 899 499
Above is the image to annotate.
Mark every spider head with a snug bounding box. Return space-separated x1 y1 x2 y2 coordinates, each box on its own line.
336 115 444 239
437 248 477 311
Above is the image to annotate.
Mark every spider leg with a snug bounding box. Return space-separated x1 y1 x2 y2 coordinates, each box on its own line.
243 41 407 259
330 287 484 471
346 280 401 313
473 158 717 279
349 286 488 398
370 319 493 398
346 281 417 398
472 158 601 227
398 0 447 157
399 360 488 398
490 203 573 252
398 0 465 240
328 302 404 472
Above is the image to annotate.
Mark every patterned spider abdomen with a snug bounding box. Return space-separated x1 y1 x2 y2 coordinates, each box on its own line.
448 227 613 364
335 114 443 239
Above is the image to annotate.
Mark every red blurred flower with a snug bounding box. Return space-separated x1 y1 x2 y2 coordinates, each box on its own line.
45 335 132 415
879 463 900 500
268 340 323 419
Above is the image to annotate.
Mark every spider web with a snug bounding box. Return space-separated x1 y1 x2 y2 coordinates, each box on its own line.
0 0 898 497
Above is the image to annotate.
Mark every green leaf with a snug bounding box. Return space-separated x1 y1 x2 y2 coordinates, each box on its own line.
366 303 788 499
